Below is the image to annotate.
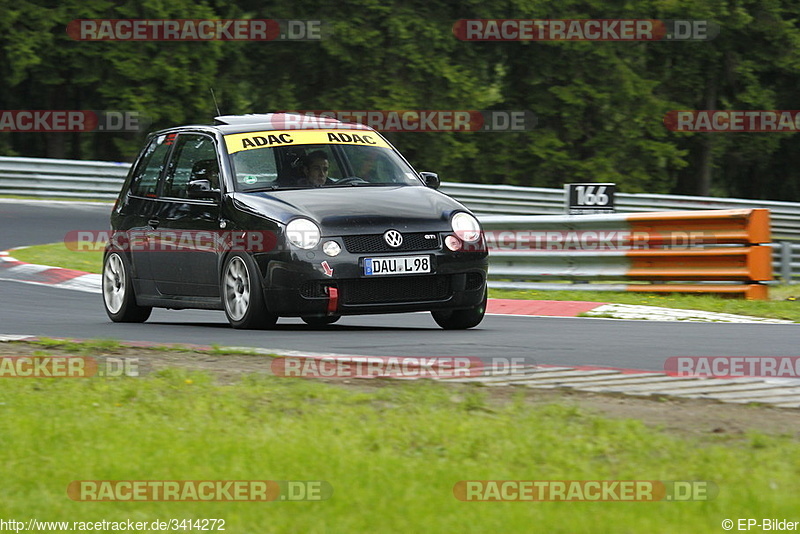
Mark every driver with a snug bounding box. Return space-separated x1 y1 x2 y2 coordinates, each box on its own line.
190 159 220 189
298 150 333 187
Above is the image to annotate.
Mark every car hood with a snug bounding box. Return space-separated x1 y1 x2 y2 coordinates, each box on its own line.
230 186 469 235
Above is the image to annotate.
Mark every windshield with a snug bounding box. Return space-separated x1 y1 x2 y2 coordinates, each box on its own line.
224 129 422 191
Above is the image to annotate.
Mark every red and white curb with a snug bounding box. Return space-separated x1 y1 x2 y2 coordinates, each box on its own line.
487 299 604 317
0 249 794 323
446 365 800 407
486 297 793 323
0 249 100 294
2 335 799 408
446 365 800 408
582 303 794 324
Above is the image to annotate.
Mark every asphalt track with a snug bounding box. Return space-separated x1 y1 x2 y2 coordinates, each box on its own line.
0 199 797 372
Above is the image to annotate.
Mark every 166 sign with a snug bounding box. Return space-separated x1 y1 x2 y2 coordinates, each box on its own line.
565 183 616 214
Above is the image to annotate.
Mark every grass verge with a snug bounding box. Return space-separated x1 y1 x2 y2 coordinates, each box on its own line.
1 363 799 532
10 242 104 273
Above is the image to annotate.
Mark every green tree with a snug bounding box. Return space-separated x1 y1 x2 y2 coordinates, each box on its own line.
0 0 224 160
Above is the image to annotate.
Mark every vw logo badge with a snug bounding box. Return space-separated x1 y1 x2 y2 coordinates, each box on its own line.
383 230 403 248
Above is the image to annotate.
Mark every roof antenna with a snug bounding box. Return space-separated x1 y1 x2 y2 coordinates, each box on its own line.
210 87 221 117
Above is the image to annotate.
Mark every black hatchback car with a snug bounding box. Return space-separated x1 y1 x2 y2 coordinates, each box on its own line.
103 113 488 329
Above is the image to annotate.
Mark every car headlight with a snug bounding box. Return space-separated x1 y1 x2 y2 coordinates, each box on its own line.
451 212 481 242
286 218 321 249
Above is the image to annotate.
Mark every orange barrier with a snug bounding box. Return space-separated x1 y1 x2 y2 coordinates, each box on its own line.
626 246 772 281
484 208 773 299
627 208 771 245
627 210 771 298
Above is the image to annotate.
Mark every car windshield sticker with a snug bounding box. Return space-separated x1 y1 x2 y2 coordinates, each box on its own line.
224 129 391 154
242 175 258 184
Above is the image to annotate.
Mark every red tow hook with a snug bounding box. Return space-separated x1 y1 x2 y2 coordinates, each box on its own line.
326 286 339 315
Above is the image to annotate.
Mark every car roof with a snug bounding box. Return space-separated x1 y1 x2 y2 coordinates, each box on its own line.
153 113 378 136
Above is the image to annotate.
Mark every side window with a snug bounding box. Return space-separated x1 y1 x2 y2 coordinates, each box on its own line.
129 134 172 197
163 134 219 199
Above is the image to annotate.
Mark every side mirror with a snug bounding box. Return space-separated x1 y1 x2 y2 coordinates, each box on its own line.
187 179 221 201
419 172 440 189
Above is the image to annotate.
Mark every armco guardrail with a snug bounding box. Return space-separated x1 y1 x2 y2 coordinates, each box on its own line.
773 242 800 283
441 182 800 243
482 209 773 299
2 156 799 239
0 156 129 200
1 156 799 283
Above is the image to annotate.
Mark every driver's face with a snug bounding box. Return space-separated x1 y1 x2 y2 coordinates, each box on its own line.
303 158 330 185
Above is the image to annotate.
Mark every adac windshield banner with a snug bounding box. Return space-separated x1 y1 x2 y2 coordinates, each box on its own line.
224 129 391 154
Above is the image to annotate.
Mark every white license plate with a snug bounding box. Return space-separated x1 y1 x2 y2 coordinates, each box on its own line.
364 255 431 276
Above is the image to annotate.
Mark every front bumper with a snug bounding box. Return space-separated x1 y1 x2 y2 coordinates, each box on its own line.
254 245 488 317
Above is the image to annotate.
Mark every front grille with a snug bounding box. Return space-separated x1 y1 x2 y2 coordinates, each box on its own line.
343 233 440 253
339 275 452 305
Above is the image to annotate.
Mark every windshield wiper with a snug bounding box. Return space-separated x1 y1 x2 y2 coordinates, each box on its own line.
244 185 303 192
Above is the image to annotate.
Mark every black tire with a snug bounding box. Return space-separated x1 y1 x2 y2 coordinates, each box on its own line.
221 252 277 329
301 315 341 327
431 286 487 330
102 251 152 323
